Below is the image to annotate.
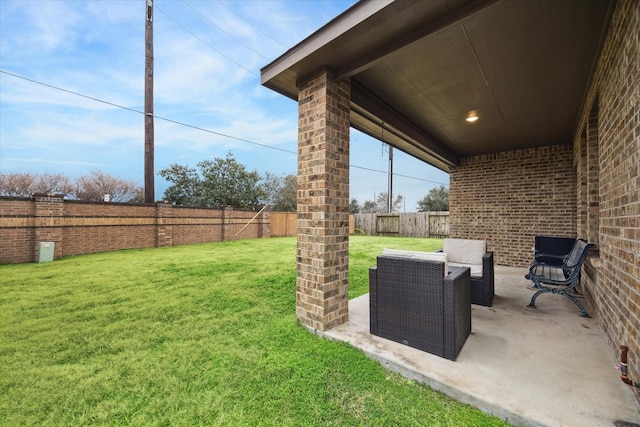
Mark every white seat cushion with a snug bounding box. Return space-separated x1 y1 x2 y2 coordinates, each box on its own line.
448 262 483 277
381 248 448 276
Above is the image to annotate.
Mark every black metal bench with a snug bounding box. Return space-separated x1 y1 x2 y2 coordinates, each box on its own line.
526 239 594 317
533 235 576 266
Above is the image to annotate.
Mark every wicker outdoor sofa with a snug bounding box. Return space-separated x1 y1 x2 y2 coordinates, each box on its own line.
369 251 472 361
441 238 495 307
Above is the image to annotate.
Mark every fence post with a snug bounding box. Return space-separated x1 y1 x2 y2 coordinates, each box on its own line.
259 207 270 238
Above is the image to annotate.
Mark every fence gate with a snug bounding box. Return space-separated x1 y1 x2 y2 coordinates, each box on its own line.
376 215 400 236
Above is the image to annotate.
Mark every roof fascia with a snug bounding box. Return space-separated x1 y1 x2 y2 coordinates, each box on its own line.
260 0 393 85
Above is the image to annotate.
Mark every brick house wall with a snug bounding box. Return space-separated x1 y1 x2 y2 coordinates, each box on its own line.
0 196 270 264
449 144 576 267
574 0 640 401
450 0 640 402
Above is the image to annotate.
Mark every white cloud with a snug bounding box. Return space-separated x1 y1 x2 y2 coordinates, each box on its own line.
20 2 82 51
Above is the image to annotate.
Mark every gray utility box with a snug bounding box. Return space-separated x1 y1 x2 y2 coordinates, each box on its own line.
38 242 55 263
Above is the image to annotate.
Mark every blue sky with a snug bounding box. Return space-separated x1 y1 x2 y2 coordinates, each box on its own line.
0 0 449 211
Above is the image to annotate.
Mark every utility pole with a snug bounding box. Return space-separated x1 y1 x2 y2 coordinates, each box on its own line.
144 0 155 203
387 145 393 213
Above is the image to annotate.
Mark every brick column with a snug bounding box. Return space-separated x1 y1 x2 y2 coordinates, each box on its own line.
33 193 64 260
296 69 350 331
222 206 233 241
156 202 173 247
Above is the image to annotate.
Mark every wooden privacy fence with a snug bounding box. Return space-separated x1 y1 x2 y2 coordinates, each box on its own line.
270 212 356 237
270 212 449 238
270 212 298 237
353 212 450 238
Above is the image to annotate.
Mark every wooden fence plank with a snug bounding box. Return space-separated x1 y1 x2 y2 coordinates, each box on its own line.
261 211 449 238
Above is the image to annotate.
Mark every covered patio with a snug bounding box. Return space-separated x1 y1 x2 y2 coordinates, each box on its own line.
321 266 640 426
261 0 640 423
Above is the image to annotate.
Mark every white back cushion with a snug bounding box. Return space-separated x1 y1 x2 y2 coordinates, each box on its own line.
443 239 486 265
381 248 448 276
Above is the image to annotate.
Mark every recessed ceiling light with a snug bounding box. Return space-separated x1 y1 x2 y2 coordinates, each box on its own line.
466 110 479 123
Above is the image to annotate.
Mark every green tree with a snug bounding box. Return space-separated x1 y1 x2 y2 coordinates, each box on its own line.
262 172 297 212
416 185 449 211
159 152 265 209
349 198 360 213
158 164 201 205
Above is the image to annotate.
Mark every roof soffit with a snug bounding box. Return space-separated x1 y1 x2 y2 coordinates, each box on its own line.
261 0 614 170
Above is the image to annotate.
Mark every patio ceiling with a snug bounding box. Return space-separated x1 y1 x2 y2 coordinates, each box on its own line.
260 0 614 172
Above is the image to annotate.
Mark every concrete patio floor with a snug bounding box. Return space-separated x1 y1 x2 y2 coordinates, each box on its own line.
319 266 640 427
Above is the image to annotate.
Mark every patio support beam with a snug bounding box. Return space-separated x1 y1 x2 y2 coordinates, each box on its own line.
295 69 351 332
351 80 460 168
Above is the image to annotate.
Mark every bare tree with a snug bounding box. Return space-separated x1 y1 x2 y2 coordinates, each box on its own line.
361 192 404 213
72 171 144 203
0 172 72 197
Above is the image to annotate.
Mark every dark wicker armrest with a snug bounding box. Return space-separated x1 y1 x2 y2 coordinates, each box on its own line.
369 266 378 335
482 251 494 268
482 252 494 281
443 266 471 360
446 265 469 282
478 252 495 306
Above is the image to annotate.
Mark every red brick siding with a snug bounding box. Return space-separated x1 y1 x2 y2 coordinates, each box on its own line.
0 198 36 263
61 200 157 257
449 144 576 267
575 0 640 402
451 0 640 404
0 197 270 264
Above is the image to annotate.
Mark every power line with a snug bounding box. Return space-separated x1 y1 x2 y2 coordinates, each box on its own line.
0 69 283 151
154 4 258 77
216 0 289 48
181 0 270 61
0 70 447 186
350 164 447 186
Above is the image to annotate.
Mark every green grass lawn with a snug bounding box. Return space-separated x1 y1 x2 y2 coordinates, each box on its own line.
0 236 509 426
